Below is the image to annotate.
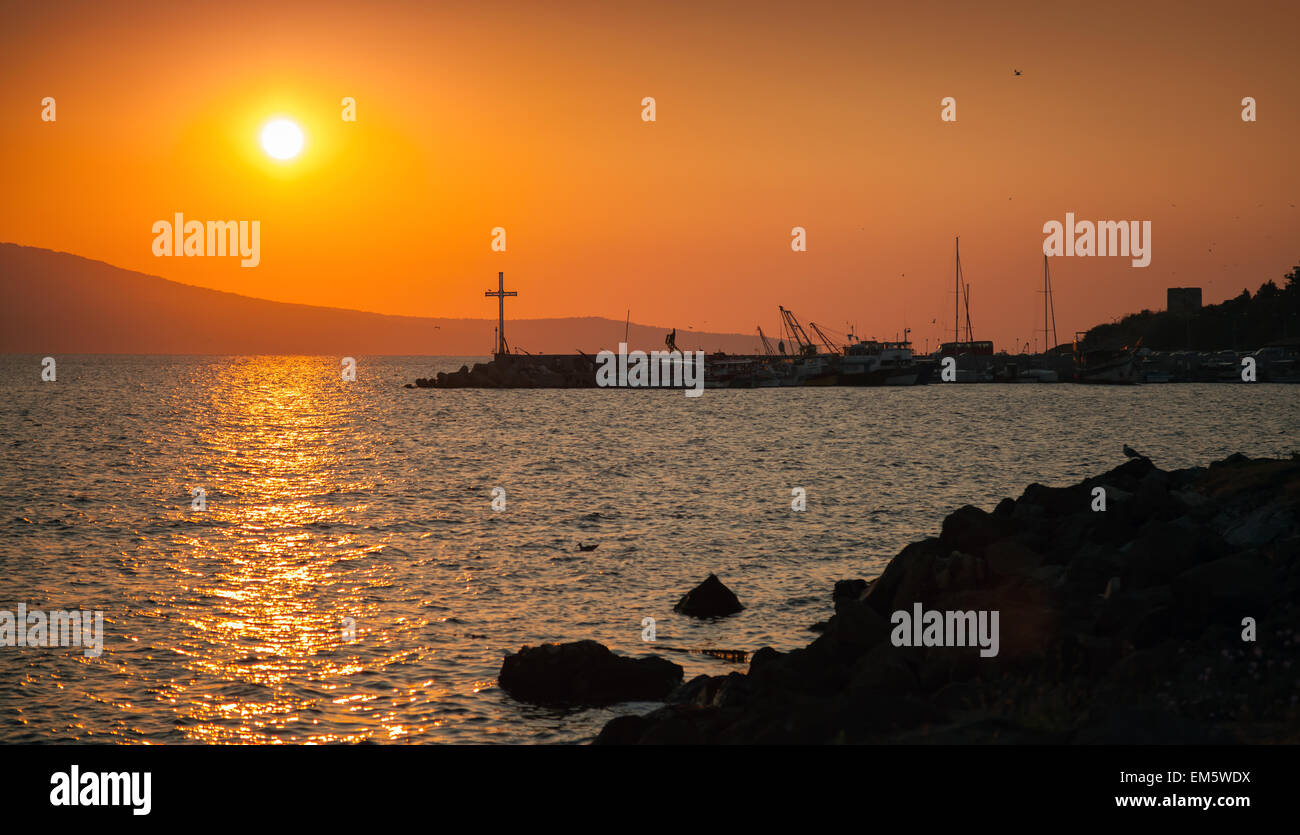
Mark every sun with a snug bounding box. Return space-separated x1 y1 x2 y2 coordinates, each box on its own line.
260 118 304 160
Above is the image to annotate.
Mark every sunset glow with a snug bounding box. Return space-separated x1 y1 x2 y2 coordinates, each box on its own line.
2 1 1296 350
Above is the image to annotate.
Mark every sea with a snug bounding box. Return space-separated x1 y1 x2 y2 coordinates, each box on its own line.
0 355 1296 744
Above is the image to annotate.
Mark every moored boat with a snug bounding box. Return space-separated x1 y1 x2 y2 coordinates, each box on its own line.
1075 343 1140 384
838 339 920 386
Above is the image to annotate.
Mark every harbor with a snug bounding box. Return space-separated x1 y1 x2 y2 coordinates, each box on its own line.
411 263 1300 390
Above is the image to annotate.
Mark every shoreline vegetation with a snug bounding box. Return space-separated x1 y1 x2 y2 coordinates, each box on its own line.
501 453 1300 744
1081 263 1300 353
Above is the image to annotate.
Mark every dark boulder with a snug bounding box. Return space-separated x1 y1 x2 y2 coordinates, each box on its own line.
1095 585 1173 637
498 640 683 706
1063 543 1123 599
667 674 722 706
1173 555 1276 620
674 573 744 617
1116 475 1191 525
940 504 1003 554
846 642 918 695
832 578 868 602
985 538 1043 579
1096 455 1158 486
1221 505 1296 548
863 537 945 617
1121 520 1231 589
594 714 653 744
808 598 889 663
1020 481 1092 517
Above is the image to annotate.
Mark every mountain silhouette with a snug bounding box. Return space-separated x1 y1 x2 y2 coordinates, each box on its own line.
0 244 760 355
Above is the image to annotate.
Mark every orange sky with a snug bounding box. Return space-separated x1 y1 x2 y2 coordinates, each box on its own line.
2 0 1297 352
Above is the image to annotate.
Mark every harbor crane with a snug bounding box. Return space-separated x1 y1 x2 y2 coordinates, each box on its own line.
808 322 842 355
778 306 819 357
756 326 777 356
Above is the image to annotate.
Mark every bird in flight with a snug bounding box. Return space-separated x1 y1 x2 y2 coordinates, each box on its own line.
1013 69 1022 76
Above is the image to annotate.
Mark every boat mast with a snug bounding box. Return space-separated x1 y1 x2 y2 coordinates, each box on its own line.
963 282 973 343
954 237 973 344
954 237 960 346
1040 254 1058 353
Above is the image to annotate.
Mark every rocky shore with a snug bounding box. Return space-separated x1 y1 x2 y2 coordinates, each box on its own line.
587 453 1300 744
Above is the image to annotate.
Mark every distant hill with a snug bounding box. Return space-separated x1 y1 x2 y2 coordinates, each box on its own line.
1082 261 1300 352
0 244 760 355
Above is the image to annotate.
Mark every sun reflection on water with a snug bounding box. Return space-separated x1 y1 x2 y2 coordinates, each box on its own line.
158 358 425 743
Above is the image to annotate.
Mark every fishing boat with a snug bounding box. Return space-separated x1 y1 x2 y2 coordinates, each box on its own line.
771 305 841 385
994 362 1059 383
753 364 785 387
791 354 840 386
839 339 920 386
1074 341 1140 384
1254 346 1300 382
702 356 753 388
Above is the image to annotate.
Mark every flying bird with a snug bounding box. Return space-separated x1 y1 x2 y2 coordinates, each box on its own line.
1013 69 1022 76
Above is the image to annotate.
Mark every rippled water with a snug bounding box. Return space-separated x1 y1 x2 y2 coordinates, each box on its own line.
0 355 1295 743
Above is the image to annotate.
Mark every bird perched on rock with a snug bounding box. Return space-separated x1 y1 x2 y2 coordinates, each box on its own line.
1122 444 1147 460
577 542 598 552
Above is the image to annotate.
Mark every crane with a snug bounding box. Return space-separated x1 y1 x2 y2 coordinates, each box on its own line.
756 326 776 356
778 306 818 357
808 322 842 354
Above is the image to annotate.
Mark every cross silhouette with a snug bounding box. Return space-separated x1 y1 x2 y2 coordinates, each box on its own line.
485 271 518 356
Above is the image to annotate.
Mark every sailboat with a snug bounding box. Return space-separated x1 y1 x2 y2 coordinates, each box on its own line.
938 238 993 381
1015 255 1063 382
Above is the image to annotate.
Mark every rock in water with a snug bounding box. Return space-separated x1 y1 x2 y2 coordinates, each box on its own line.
498 640 682 706
674 573 745 617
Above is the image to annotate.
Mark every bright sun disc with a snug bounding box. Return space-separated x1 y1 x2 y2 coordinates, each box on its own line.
261 118 303 160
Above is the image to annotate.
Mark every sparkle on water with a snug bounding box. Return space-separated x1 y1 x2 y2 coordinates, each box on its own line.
0 355 1296 743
